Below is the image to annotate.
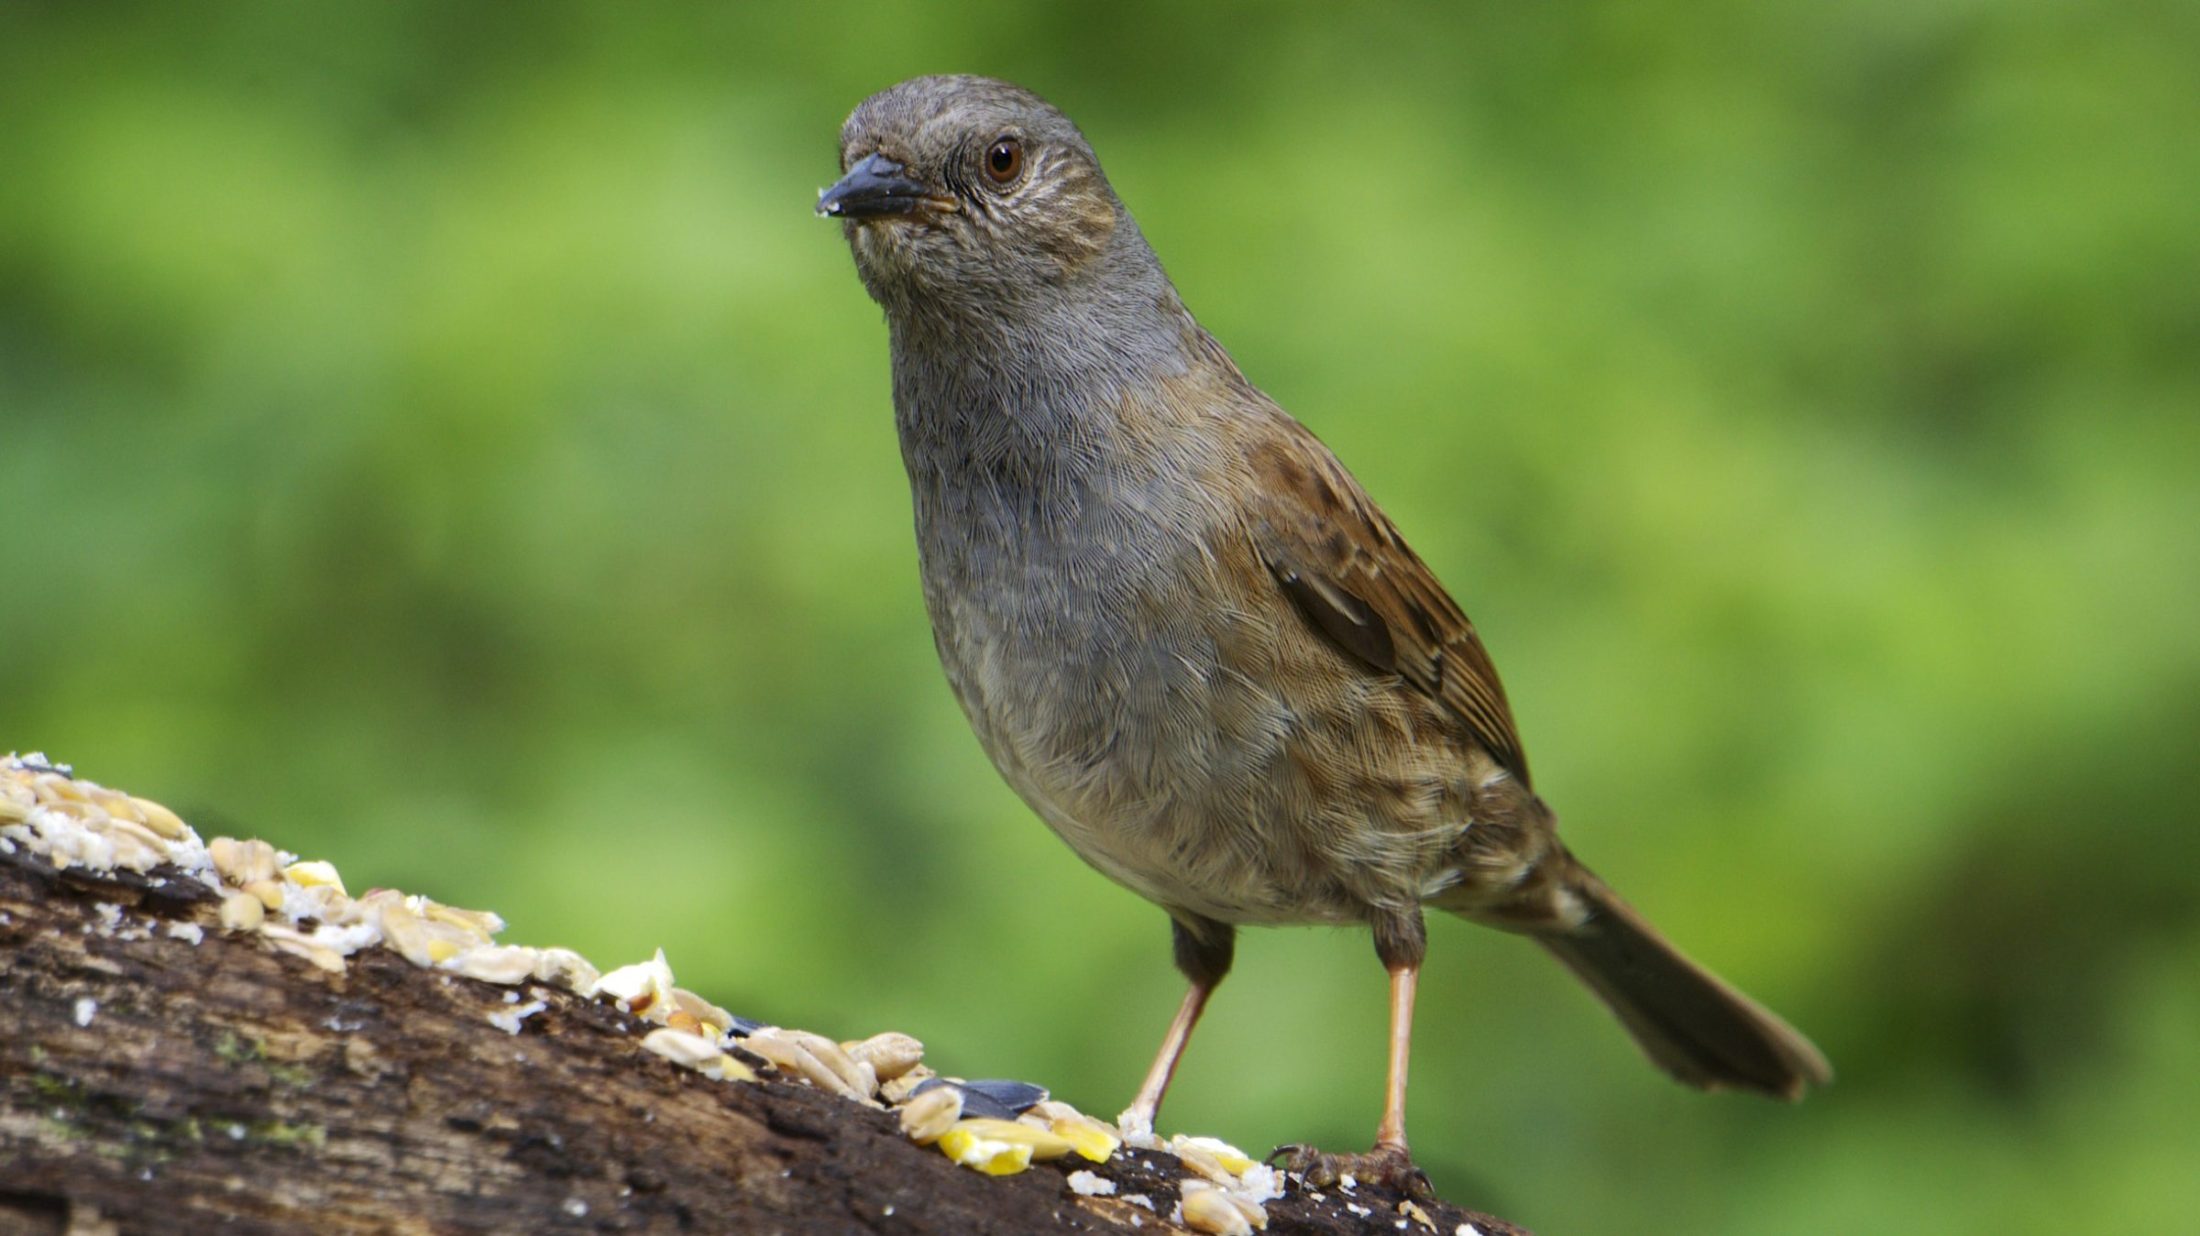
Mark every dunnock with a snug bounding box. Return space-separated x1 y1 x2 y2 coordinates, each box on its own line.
817 75 1829 1190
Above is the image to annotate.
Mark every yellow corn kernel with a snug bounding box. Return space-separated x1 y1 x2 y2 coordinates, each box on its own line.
949 1118 1074 1161
937 1126 1033 1176
1050 1113 1122 1163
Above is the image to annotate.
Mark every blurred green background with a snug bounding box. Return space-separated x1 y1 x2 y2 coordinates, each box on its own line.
4 2 2195 1231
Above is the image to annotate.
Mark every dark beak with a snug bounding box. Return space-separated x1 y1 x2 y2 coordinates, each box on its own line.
816 153 948 220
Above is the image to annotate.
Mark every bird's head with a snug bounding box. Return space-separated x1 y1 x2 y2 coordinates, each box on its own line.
818 76 1131 314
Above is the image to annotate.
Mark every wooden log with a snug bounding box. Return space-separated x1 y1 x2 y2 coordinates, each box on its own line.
0 844 1526 1235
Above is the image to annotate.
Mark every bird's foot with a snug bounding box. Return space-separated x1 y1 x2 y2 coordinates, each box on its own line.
1113 1108 1162 1150
1268 1142 1433 1199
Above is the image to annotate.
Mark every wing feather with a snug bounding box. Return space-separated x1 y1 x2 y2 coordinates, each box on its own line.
1244 414 1531 784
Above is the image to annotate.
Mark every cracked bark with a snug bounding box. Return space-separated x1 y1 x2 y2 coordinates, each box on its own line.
0 851 1527 1236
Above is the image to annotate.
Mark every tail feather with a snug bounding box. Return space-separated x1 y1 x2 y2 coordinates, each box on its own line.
1532 868 1831 1100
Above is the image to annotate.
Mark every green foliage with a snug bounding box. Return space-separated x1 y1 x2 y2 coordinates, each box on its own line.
3 4 2195 1230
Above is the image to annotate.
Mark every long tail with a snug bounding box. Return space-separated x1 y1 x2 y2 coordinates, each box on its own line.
1530 865 1832 1100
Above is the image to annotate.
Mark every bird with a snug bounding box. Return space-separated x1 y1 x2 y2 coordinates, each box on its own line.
815 74 1830 1192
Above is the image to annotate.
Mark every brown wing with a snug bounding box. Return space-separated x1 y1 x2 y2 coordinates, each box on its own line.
1244 415 1531 785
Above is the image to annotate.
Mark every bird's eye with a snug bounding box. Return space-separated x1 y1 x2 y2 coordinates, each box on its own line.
984 137 1023 185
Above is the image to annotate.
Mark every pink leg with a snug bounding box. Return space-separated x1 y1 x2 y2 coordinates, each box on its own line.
1271 918 1432 1197
1117 979 1215 1136
1374 962 1418 1152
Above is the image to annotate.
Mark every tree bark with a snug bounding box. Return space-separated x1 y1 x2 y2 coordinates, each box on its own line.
0 849 1526 1236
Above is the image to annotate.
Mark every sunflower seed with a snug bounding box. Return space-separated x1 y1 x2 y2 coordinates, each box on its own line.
912 1076 1045 1120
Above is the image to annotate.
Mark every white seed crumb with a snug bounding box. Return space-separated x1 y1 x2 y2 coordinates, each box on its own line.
1340 1173 1359 1191
590 948 677 1019
1123 1193 1154 1210
487 1000 547 1035
1348 1202 1372 1217
164 921 205 945
1066 1169 1116 1196
561 1198 588 1218
530 947 600 993
1116 1119 1163 1150
1236 1163 1283 1203
73 997 97 1026
227 1123 247 1140
1458 1226 1484 1236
